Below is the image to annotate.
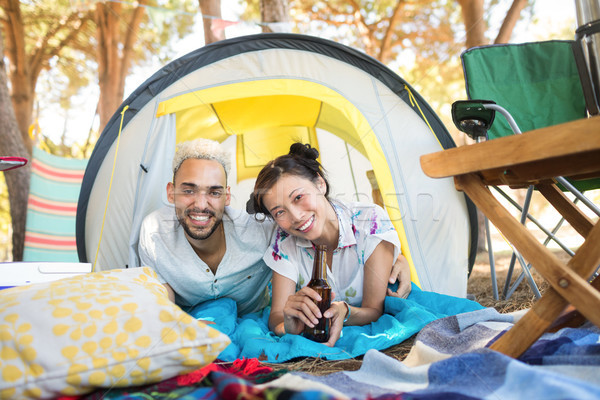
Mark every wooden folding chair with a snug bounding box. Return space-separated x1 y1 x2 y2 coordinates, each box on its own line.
420 116 600 358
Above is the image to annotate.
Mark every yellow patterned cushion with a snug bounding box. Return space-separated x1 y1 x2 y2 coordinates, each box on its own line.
0 267 230 399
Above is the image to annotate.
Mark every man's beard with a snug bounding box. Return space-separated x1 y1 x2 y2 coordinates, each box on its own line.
178 208 223 240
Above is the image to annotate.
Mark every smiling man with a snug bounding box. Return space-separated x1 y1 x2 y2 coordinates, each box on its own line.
138 139 276 316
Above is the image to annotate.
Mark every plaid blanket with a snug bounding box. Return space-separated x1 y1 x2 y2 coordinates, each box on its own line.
77 308 600 399
296 308 600 399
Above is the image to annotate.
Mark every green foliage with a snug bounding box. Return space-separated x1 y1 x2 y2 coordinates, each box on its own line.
239 0 261 25
37 135 92 158
288 0 463 65
3 0 198 155
402 54 466 144
36 50 95 118
4 0 86 53
2 0 198 128
137 0 198 64
65 0 197 66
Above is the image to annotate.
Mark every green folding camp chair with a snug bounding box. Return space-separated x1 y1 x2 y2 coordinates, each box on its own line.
454 40 600 300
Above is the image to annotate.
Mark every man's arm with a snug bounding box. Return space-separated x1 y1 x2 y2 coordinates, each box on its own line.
139 245 178 304
138 220 178 303
387 253 412 299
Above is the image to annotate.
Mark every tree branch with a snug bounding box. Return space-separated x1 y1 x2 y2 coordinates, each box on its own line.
31 12 80 68
49 13 93 58
379 0 406 63
347 0 375 56
494 0 527 44
457 0 486 49
30 12 93 86
120 0 146 97
297 2 354 22
2 0 27 76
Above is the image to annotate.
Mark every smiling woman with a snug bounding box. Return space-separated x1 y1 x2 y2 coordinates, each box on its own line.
247 142 405 347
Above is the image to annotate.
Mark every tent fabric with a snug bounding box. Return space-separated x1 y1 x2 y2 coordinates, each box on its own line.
23 147 88 262
235 126 319 182
76 33 476 297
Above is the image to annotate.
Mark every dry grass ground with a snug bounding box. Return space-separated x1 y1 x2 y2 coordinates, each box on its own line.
263 249 568 375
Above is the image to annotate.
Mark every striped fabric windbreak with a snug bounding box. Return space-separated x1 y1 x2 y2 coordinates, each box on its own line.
23 147 88 262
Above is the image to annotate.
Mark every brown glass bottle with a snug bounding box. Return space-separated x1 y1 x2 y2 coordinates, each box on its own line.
303 244 332 343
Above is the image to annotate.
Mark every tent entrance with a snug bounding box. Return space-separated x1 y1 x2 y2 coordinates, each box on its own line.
156 78 419 285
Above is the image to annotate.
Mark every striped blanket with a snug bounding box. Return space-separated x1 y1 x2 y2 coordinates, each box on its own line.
75 307 600 399
23 147 88 262
331 308 600 399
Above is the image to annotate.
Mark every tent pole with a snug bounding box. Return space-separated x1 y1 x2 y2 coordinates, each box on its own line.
344 142 359 201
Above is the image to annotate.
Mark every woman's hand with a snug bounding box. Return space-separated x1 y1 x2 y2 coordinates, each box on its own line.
323 301 349 347
282 285 326 335
387 254 411 299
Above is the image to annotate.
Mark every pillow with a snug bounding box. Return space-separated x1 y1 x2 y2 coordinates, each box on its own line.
0 267 230 399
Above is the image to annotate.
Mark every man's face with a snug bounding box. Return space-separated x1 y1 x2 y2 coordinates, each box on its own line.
167 158 231 241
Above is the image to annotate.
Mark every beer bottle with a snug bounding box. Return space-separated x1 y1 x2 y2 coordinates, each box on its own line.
303 244 332 342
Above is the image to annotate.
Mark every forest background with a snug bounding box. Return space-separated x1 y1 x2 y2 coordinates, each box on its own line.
0 0 588 261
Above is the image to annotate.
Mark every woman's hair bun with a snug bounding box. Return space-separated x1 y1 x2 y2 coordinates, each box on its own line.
289 142 319 161
246 192 258 214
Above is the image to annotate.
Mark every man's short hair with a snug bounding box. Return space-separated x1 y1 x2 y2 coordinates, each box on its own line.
172 139 231 180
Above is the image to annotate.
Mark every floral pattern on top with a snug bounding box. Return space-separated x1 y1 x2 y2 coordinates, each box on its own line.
271 229 290 262
369 210 379 234
263 200 401 307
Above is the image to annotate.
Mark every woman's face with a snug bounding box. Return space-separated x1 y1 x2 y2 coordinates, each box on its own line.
261 173 331 242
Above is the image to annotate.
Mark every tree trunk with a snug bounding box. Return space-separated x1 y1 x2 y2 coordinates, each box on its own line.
261 0 289 33
199 0 224 44
457 0 487 252
2 0 33 154
457 0 524 253
457 0 486 49
95 2 121 132
95 1 145 132
0 29 30 261
2 0 92 155
379 1 406 63
494 0 528 44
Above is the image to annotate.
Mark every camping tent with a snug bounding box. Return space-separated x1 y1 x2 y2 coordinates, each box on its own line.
76 33 477 297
